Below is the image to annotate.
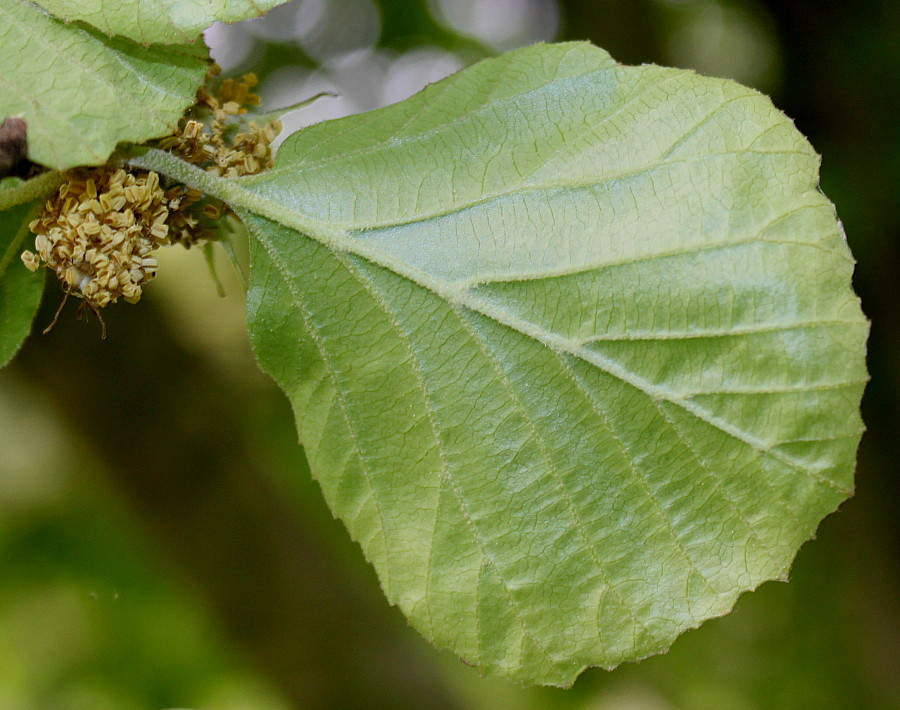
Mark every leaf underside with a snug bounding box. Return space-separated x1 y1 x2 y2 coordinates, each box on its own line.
158 42 867 685
0 197 43 368
0 0 208 170
31 0 291 46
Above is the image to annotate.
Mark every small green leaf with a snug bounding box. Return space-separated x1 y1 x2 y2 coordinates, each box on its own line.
215 213 250 291
202 242 226 298
0 199 43 368
136 42 868 686
0 0 209 170
31 0 291 45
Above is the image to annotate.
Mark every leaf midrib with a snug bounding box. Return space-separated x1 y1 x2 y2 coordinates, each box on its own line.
248 148 813 236
135 148 851 495
254 220 797 671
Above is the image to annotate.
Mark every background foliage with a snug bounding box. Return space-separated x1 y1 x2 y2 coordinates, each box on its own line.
1 0 897 708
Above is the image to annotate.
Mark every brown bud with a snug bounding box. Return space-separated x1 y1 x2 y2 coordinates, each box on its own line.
0 117 27 177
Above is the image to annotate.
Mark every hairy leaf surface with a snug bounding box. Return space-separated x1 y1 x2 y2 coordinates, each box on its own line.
0 0 208 170
31 0 290 45
138 42 868 685
0 197 43 368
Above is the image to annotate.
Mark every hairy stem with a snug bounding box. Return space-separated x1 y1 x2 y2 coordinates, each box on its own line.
0 170 62 212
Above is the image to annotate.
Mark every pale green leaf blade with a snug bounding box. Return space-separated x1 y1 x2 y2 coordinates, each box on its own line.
0 0 208 170
0 198 43 368
137 42 868 685
31 0 290 45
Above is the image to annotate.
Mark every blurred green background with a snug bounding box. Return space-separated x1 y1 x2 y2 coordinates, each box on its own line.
2 1 898 708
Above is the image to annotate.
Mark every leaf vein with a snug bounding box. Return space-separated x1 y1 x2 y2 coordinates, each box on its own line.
554 350 720 598
337 252 556 665
452 305 652 643
245 219 396 593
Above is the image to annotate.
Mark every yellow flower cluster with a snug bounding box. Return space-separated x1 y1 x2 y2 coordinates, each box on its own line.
21 169 192 308
159 70 282 179
21 67 283 325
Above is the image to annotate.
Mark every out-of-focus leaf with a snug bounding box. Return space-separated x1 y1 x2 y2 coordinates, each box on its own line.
135 42 868 686
0 382 294 710
0 0 208 170
30 0 291 45
0 195 43 368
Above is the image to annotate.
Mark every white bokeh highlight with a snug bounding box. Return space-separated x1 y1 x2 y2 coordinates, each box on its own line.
429 0 559 51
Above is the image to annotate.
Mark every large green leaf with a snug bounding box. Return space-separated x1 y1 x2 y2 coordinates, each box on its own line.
0 196 43 368
0 0 208 170
31 0 291 45
135 42 868 685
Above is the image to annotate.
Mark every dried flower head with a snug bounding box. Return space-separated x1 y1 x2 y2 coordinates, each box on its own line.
21 67 283 334
22 168 173 308
158 69 282 180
